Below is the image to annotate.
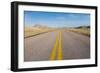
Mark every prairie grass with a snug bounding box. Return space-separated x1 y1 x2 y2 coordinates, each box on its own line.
24 27 54 38
69 28 90 36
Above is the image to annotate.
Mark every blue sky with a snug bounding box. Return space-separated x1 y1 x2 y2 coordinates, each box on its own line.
24 11 90 28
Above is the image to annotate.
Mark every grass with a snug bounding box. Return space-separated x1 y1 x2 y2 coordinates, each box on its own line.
24 27 54 38
24 26 90 38
69 28 90 36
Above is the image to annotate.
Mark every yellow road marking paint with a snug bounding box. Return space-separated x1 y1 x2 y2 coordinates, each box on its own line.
50 34 58 60
58 31 63 60
50 31 63 60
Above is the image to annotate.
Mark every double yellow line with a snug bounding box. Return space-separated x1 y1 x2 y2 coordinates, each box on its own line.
50 31 62 60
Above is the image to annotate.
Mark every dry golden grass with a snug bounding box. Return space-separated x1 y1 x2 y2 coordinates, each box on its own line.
24 27 54 38
69 28 90 36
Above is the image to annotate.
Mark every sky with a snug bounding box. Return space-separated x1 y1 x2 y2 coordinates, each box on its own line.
24 11 90 28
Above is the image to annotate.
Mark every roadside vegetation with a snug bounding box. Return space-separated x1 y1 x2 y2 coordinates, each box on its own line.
69 26 90 36
24 25 55 38
25 25 90 38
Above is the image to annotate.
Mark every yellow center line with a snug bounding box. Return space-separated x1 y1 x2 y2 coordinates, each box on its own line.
58 31 63 60
50 32 59 60
50 31 63 60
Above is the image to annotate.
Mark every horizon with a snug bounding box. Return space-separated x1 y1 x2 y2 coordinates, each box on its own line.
24 11 90 28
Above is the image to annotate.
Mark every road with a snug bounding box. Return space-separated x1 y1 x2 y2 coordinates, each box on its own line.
24 30 90 62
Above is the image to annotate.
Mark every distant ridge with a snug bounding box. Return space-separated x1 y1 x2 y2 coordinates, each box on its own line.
75 25 90 29
33 24 50 29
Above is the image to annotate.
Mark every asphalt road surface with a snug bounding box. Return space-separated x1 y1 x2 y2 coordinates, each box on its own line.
24 30 90 62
